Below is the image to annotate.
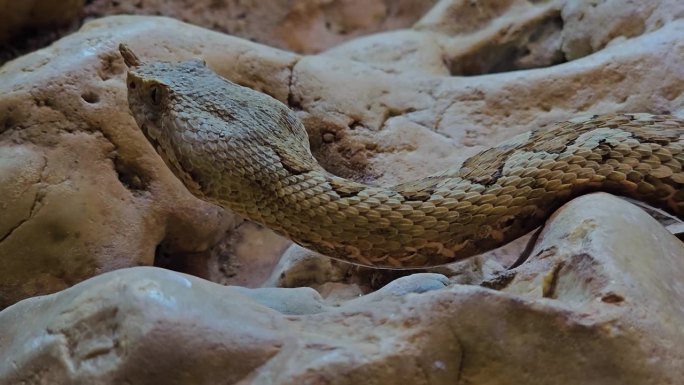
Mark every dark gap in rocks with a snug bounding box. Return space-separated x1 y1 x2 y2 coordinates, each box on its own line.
1 115 15 135
349 120 363 130
601 292 625 304
448 14 567 76
111 154 150 193
153 241 212 279
0 19 83 66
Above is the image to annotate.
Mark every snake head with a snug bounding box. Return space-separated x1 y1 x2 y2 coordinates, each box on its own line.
119 44 212 196
118 44 319 210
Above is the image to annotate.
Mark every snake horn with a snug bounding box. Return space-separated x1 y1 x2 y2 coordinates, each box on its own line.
119 43 142 67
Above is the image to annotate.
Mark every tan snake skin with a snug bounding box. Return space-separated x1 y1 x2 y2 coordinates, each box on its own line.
120 44 684 268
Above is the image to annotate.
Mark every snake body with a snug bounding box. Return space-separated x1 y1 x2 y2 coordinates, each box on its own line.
119 45 684 268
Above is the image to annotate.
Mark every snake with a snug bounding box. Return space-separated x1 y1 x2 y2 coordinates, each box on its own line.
119 44 684 269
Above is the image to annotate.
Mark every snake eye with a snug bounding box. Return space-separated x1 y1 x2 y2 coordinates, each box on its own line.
150 85 162 105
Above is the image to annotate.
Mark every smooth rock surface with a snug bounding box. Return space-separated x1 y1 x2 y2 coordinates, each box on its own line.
506 193 684 327
560 0 684 60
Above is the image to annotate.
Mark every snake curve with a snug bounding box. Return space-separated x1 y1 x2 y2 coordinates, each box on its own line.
119 44 684 269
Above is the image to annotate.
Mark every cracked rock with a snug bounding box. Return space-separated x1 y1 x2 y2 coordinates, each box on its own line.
2 209 683 385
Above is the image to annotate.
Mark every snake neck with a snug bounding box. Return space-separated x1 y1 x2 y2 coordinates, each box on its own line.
221 167 545 268
215 115 684 268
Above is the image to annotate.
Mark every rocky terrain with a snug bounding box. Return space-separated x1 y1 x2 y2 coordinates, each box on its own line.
0 1 683 384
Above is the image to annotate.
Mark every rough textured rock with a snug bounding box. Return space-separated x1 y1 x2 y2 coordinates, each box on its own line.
2 194 683 384
83 0 435 54
0 18 259 307
560 0 684 60
2 1 684 383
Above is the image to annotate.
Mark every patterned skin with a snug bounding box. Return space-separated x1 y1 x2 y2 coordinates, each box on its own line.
119 44 684 268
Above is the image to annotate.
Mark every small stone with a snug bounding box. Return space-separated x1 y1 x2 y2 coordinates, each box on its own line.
322 131 336 143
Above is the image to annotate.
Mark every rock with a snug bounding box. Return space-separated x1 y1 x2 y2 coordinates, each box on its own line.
414 0 565 74
0 17 284 307
264 245 344 288
83 0 435 54
359 272 449 297
2 210 684 385
200 221 291 288
505 193 684 321
264 245 435 301
560 0 684 60
0 0 84 43
231 285 327 315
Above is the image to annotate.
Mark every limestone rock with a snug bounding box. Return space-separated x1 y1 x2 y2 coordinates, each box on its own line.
264 244 431 302
0 17 286 307
414 0 565 74
505 193 684 324
560 0 684 60
83 0 435 54
2 194 684 385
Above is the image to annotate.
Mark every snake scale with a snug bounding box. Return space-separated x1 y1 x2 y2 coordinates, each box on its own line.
119 44 684 269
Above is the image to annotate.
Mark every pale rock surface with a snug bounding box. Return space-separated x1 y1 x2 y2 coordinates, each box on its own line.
1 193 683 384
413 0 565 74
0 17 291 307
83 0 435 54
265 243 510 304
560 0 684 60
506 193 684 324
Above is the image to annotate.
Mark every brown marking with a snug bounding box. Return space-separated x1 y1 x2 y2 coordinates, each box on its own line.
396 177 441 202
631 131 678 146
399 189 433 202
272 145 312 175
329 178 364 198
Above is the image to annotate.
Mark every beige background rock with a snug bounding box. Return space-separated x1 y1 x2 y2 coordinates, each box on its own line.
560 0 684 59
507 193 684 327
0 0 84 43
2 194 684 385
83 0 436 54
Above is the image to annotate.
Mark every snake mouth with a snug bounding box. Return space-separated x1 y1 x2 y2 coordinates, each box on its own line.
141 122 160 141
140 122 167 159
